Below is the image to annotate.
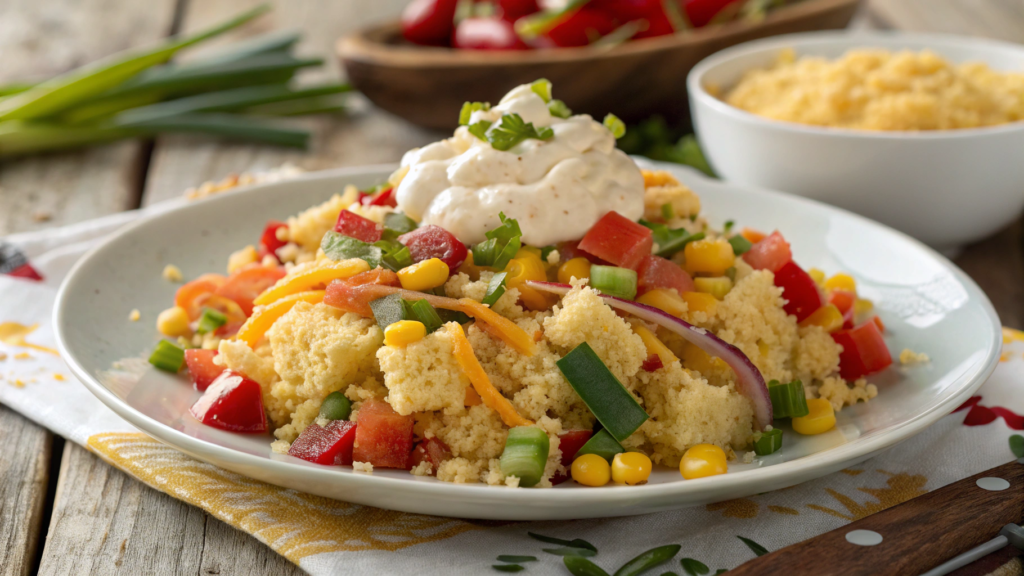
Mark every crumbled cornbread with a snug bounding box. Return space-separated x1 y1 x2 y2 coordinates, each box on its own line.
286 186 360 253
162 264 183 283
900 348 931 365
377 325 470 415
641 170 702 221
129 309 141 322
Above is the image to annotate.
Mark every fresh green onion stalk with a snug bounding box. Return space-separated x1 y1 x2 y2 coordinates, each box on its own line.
500 426 551 487
149 340 185 373
589 265 638 300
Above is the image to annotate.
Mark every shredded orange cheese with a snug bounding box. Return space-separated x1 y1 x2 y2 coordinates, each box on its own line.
236 290 325 346
446 323 532 427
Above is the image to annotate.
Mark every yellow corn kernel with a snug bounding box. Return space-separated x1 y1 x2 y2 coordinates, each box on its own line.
516 246 543 261
680 291 718 317
398 258 450 292
611 452 652 485
571 453 611 487
799 303 844 333
633 324 678 365
854 298 874 316
792 398 836 435
808 268 826 286
157 306 191 337
684 238 735 276
824 273 856 293
505 255 551 311
558 257 592 284
227 245 259 274
680 444 728 479
693 276 733 300
637 288 688 317
384 320 427 347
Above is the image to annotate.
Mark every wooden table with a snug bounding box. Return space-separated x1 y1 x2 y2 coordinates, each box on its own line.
1 1 1021 574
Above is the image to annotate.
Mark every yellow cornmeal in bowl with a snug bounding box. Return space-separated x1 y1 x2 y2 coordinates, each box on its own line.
723 48 1024 131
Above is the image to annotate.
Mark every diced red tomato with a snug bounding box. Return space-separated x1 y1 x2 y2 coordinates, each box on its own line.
683 0 743 27
642 354 664 372
409 437 453 474
258 220 288 262
334 210 384 243
551 429 593 485
828 290 857 329
453 17 528 50
557 240 609 265
360 187 398 208
189 371 267 433
538 8 616 47
832 320 892 380
352 399 415 469
742 231 792 273
498 0 539 21
578 212 654 271
636 255 694 296
402 0 459 46
324 270 402 316
184 349 224 392
398 225 468 272
288 420 357 466
215 265 287 316
773 261 823 322
175 274 228 320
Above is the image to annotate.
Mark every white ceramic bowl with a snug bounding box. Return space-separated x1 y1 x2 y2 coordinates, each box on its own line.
687 31 1024 250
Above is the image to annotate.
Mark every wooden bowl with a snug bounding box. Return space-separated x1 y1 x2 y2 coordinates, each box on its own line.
337 0 860 131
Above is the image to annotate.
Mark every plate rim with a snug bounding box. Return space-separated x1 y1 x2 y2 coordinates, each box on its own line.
52 161 1003 515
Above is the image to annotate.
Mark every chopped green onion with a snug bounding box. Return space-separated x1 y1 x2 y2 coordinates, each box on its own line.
575 429 624 462
483 272 508 306
196 307 227 334
406 298 443 334
492 565 524 573
548 99 572 119
149 340 185 373
753 428 783 455
373 239 413 272
527 532 597 552
1010 434 1023 458
368 293 406 332
540 245 558 261
613 545 681 576
681 558 710 576
589 265 638 300
499 426 550 487
723 220 734 233
468 120 492 140
640 220 705 257
738 536 769 557
603 113 626 139
438 307 472 326
384 212 418 235
728 235 752 255
483 113 553 151
693 276 732 300
530 78 552 103
459 101 490 125
473 213 522 270
544 547 597 558
319 391 351 421
768 379 809 419
661 203 673 221
564 556 611 576
497 555 538 563
321 231 382 268
556 343 649 442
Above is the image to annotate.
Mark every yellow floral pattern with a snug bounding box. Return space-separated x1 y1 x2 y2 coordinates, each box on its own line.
808 470 928 521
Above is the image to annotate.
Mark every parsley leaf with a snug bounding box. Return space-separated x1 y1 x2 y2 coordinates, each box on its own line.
639 220 704 257
459 101 490 125
485 113 554 151
468 120 492 141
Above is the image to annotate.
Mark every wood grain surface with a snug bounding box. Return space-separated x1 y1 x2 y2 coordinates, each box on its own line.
0 406 51 576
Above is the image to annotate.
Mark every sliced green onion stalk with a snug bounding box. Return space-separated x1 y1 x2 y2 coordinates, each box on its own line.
563 556 610 576
196 307 227 334
723 220 734 233
603 113 626 139
753 427 783 456
544 547 597 558
589 265 638 300
613 544 681 576
406 298 443 334
680 558 711 576
0 121 136 157
319 391 352 421
321 231 382 269
483 272 508 306
121 112 309 148
641 220 705 258
149 340 185 373
437 307 472 326
459 101 490 125
527 532 597 552
384 212 418 235
556 343 649 442
472 213 522 270
245 94 346 117
368 293 406 332
768 379 809 419
728 235 752 255
530 78 552 103
499 426 550 487
547 99 572 119
661 203 674 221
575 429 624 462
374 239 413 272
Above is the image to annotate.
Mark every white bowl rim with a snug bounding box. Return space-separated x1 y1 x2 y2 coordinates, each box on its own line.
53 163 1003 510
688 30 1024 140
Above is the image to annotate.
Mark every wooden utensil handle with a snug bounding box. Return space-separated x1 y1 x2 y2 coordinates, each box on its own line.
729 459 1024 576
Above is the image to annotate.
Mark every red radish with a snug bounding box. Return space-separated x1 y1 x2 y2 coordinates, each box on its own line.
288 420 357 466
742 231 792 273
636 255 694 296
642 354 664 372
551 429 593 485
258 220 288 262
402 0 459 46
334 210 384 243
832 320 892 380
453 17 528 50
409 437 453 474
578 212 654 271
773 261 823 322
189 371 267 433
184 349 224 392
398 225 468 272
215 265 287 316
352 399 415 469
683 0 743 27
498 0 539 21
538 8 616 47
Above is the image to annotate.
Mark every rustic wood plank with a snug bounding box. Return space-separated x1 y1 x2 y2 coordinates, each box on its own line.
868 0 1024 42
198 517 306 576
0 405 52 576
140 0 439 206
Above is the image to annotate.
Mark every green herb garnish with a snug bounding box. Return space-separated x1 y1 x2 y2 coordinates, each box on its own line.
196 307 227 334
544 547 597 558
384 212 418 235
468 119 492 140
564 556 610 576
148 340 185 373
613 545 681 576
497 555 538 563
373 239 413 271
768 379 809 419
753 428 783 455
459 101 491 125
484 113 554 151
640 220 704 257
368 293 406 332
548 99 572 118
556 343 649 442
492 565 524 573
406 298 443 334
680 558 710 576
677 135 715 177
728 235 752 255
472 212 522 270
1010 434 1023 458
738 536 769 557
661 203 673 220
483 272 508 306
527 532 597 552
530 78 552 103
575 429 624 462
321 230 382 268
603 113 625 139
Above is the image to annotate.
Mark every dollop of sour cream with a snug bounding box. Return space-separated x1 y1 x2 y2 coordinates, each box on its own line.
395 84 645 247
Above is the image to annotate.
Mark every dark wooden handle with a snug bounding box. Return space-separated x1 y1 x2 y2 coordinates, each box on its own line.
729 459 1024 576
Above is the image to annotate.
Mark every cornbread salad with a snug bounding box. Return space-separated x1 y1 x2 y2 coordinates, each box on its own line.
148 81 895 488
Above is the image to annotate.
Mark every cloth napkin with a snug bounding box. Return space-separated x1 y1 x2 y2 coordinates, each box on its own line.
1 181 1021 576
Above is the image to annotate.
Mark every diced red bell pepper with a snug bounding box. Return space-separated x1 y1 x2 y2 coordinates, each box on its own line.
398 225 468 272
453 17 529 50
258 220 288 262
352 399 415 469
288 420 357 466
636 255 694 296
184 349 224 392
578 212 654 271
409 437 454 474
684 0 744 27
773 261 823 323
538 7 616 47
215 265 287 316
402 0 459 46
323 269 402 316
742 231 792 273
334 210 384 243
828 290 857 329
552 429 593 485
642 354 664 372
832 320 892 380
189 371 267 433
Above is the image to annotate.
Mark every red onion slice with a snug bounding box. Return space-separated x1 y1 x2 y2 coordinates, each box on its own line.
528 281 773 430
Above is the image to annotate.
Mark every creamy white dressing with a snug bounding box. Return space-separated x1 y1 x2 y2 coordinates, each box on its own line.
394 84 645 247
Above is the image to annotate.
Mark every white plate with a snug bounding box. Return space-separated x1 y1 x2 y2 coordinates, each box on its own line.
53 162 1002 520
